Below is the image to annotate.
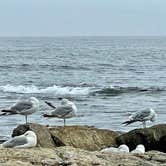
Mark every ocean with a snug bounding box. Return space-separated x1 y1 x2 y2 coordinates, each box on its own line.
0 36 166 137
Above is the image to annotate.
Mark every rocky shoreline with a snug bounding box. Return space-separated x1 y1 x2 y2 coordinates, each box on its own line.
0 123 166 165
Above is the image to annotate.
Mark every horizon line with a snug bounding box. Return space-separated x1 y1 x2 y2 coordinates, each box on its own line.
0 35 166 38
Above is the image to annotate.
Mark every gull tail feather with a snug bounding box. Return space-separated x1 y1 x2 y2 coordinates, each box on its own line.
43 111 71 118
122 120 136 126
0 112 8 116
0 109 16 115
0 109 12 113
45 101 56 109
42 114 58 118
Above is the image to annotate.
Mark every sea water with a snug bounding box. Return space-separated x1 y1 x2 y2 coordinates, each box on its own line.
0 36 166 137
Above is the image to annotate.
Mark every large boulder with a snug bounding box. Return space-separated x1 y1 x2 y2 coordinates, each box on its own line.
49 125 120 151
116 124 166 152
12 123 120 151
12 123 55 148
0 146 166 166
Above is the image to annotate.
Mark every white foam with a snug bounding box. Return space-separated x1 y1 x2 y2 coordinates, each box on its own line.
0 84 90 95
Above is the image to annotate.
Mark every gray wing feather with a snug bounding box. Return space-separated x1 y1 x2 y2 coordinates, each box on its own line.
133 109 151 120
2 136 28 148
11 101 33 112
52 105 73 116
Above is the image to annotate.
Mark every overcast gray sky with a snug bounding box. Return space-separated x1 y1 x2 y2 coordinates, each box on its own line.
0 0 166 36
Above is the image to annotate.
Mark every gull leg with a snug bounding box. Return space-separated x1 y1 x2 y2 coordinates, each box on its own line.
64 119 66 126
142 121 146 128
25 115 28 124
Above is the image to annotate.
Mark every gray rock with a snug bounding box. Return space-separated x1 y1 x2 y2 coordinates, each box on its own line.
12 123 120 151
0 146 165 166
49 125 120 151
116 124 166 152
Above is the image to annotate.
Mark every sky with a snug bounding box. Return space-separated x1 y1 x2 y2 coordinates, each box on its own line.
0 0 166 36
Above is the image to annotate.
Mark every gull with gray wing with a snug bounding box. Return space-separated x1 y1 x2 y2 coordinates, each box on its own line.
43 98 77 126
0 131 37 148
0 97 40 124
122 108 157 128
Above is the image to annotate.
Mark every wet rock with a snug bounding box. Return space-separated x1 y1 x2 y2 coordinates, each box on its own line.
12 123 120 151
116 124 166 152
158 135 166 153
49 125 120 151
12 123 55 148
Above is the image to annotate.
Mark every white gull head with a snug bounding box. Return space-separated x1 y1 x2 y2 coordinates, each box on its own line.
150 108 157 122
23 130 37 147
131 144 145 154
29 97 39 108
118 144 130 153
61 98 69 105
60 98 77 113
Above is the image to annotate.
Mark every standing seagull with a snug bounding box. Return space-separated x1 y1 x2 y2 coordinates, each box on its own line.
0 130 37 148
0 97 40 124
122 108 157 128
43 98 77 126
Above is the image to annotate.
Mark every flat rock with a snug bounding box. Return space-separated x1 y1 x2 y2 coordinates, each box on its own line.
0 146 166 166
49 125 120 151
116 124 166 152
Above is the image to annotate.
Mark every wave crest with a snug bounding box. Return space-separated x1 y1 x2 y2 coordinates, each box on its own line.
92 86 164 96
0 84 90 95
0 84 164 96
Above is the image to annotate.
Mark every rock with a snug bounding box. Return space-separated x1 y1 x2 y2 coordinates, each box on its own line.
159 135 166 153
49 125 120 151
0 147 62 166
12 123 55 148
12 124 120 151
0 146 166 166
116 124 166 152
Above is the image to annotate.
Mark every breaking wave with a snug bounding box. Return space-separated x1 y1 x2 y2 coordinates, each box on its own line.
92 86 164 96
0 84 90 95
0 84 164 96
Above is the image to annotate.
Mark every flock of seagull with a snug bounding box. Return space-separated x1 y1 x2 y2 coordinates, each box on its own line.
0 96 157 152
101 144 145 154
0 97 77 126
0 96 157 127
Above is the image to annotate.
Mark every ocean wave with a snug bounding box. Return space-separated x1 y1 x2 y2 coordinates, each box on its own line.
0 84 90 95
91 86 164 96
0 84 164 96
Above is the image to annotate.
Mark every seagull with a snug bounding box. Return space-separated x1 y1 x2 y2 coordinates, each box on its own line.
0 97 40 124
0 131 37 148
131 144 145 154
118 144 130 153
100 147 119 153
43 98 77 126
122 108 157 128
101 144 129 153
